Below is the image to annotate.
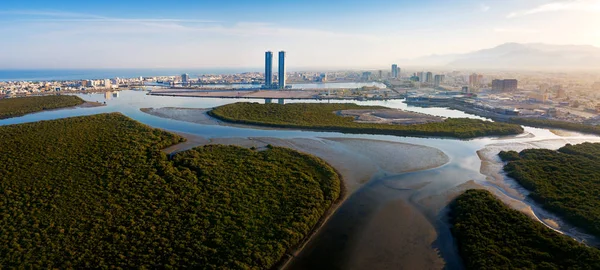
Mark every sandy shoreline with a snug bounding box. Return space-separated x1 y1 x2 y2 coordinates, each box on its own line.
160 132 451 269
477 139 600 245
146 106 463 268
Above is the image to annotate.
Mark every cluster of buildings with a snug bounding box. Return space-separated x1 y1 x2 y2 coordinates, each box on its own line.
0 77 145 97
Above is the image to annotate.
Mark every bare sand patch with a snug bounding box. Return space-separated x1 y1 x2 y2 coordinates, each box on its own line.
549 129 583 137
141 107 222 125
346 198 445 270
326 138 449 174
204 137 449 193
338 109 444 125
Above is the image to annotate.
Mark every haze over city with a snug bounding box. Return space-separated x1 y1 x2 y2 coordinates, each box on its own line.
2 0 600 69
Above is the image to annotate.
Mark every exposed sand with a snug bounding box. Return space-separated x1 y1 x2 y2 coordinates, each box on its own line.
549 129 584 137
142 108 222 126
166 134 450 193
345 198 445 270
159 134 452 269
338 109 444 125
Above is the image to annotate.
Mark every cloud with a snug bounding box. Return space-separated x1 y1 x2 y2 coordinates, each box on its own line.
494 28 541 33
508 0 600 18
4 10 372 41
20 18 218 23
480 4 491 12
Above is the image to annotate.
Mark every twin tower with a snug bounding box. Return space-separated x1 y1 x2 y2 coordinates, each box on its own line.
265 51 286 89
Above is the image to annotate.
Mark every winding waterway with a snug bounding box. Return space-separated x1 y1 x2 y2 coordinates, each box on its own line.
2 90 599 269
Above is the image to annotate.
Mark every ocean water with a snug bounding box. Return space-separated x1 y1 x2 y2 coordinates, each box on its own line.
0 68 259 81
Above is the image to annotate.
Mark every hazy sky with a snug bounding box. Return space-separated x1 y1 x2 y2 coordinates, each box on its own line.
1 0 599 69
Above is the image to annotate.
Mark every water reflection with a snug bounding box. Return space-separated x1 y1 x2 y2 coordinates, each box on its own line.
2 90 600 268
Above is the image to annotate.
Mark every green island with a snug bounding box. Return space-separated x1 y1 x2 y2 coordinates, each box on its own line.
0 95 85 119
500 142 600 238
509 117 600 135
0 113 340 269
450 189 600 269
208 103 524 139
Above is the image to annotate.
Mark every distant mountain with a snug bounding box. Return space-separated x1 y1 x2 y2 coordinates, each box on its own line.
406 43 600 70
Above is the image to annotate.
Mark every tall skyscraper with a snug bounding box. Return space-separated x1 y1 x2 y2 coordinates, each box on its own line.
426 72 433 83
391 64 398 78
181 73 189 84
265 51 273 89
469 73 480 87
278 51 286 89
492 79 518 92
434 75 444 87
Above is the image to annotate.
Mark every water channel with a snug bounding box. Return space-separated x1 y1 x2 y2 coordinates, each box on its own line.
2 90 598 269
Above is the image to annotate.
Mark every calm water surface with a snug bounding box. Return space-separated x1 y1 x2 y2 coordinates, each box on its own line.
2 90 598 269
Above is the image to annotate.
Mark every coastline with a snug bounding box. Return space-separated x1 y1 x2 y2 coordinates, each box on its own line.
162 132 451 269
476 140 600 246
0 100 105 121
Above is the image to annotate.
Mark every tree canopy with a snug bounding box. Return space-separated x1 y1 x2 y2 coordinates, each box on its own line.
0 113 340 269
209 102 524 139
0 95 85 119
500 142 600 238
450 189 600 270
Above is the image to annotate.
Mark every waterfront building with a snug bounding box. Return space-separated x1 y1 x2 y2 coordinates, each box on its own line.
469 73 480 87
181 73 189 84
278 51 286 89
265 51 273 89
320 73 327 82
426 72 433 83
391 64 398 78
492 79 518 92
418 72 425 82
434 75 445 87
362 72 372 81
104 79 111 89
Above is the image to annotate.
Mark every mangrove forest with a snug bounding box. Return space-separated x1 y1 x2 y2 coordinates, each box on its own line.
0 95 85 119
0 113 341 269
500 142 600 238
450 189 600 269
208 102 524 139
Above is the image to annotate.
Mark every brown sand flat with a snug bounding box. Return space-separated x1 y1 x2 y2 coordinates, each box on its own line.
142 107 222 125
338 109 444 125
346 198 445 270
327 138 449 174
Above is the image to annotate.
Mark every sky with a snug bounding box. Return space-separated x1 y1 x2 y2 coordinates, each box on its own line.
1 0 600 69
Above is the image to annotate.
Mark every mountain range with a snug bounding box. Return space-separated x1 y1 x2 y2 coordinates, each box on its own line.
405 43 600 70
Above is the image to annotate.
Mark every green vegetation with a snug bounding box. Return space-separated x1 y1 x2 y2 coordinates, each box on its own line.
0 95 85 119
450 189 600 270
500 142 600 238
510 117 600 135
0 113 340 269
208 103 524 139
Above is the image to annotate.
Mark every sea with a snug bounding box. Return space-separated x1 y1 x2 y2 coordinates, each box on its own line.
0 68 259 82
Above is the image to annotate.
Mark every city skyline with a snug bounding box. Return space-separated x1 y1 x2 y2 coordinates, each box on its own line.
1 0 600 69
